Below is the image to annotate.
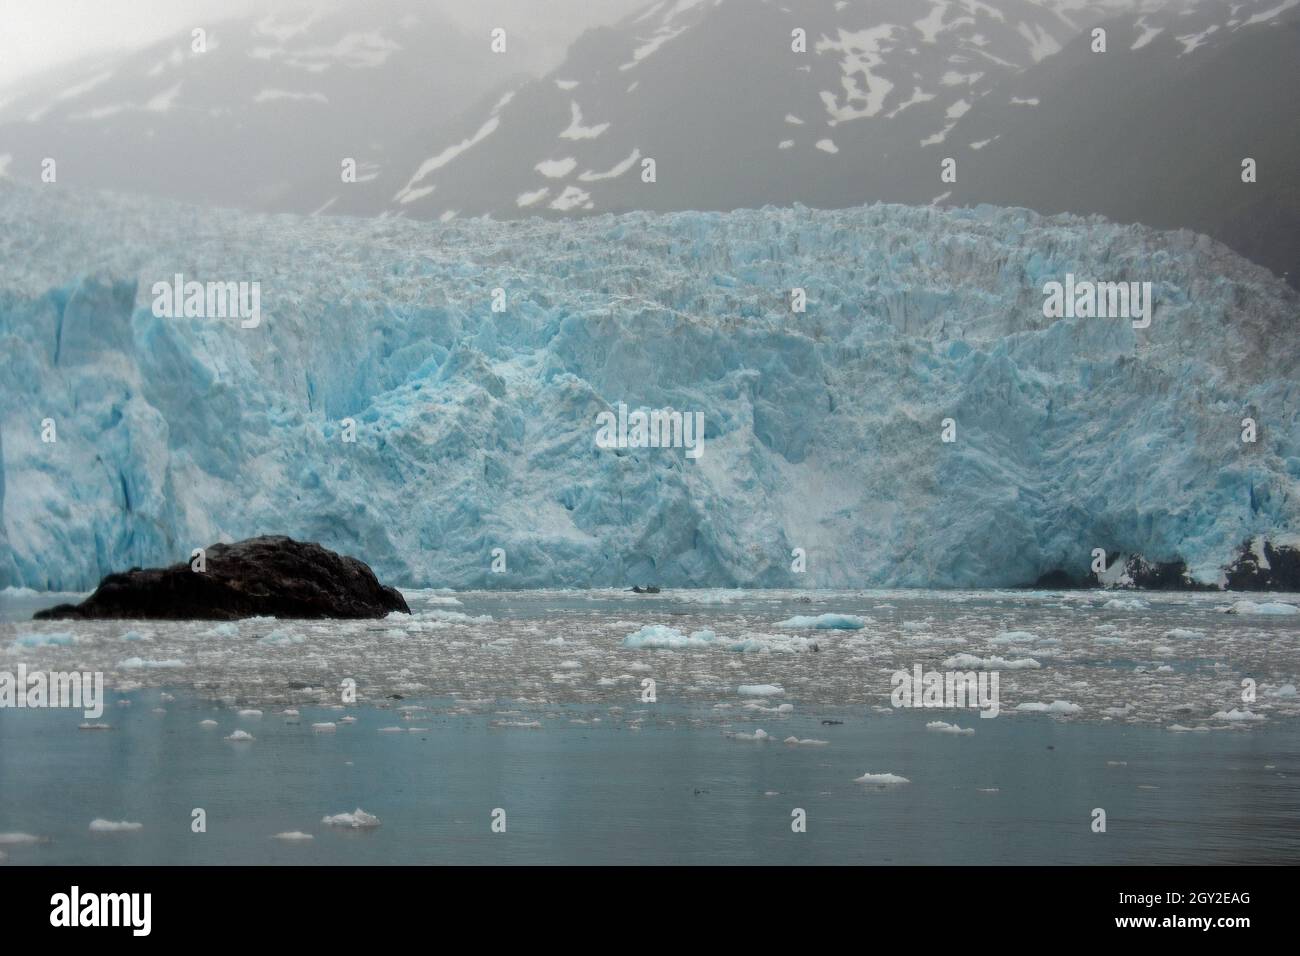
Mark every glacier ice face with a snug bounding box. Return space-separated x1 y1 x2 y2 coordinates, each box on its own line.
0 182 1297 590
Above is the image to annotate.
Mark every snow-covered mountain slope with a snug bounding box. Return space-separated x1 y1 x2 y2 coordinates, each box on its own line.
0 0 515 214
1 182 1297 590
371 0 1297 287
369 0 1126 219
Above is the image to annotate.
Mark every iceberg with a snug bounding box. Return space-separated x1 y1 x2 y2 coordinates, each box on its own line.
1 183 1297 590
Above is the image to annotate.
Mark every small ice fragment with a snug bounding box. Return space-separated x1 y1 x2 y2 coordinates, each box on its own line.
322 808 381 829
1015 700 1081 715
272 831 314 841
926 721 974 735
1229 600 1297 615
775 613 864 629
89 819 143 832
1212 708 1265 722
0 833 45 845
225 729 255 741
854 771 910 784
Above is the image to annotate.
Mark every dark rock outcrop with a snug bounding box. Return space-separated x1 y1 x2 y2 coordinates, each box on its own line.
34 535 410 620
1224 539 1300 591
1025 539 1300 591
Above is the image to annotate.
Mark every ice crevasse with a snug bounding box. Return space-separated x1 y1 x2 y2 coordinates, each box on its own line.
0 182 1296 590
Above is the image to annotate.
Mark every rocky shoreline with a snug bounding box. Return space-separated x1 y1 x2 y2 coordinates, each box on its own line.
1029 538 1300 591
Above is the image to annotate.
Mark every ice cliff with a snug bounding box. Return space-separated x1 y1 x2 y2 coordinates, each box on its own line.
0 182 1297 590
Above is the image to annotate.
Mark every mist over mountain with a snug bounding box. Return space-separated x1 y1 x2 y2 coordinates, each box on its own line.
0 0 518 213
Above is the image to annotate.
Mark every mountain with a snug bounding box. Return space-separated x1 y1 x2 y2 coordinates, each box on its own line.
365 0 1298 287
354 0 1128 219
1 180 1296 590
0 0 516 214
947 0 1300 287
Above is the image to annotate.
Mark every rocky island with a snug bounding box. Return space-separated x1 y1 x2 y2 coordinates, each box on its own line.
34 535 410 620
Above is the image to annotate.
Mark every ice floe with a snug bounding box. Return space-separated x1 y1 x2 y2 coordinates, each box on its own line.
321 808 380 829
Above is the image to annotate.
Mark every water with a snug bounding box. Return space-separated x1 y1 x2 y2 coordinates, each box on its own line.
1 587 1297 864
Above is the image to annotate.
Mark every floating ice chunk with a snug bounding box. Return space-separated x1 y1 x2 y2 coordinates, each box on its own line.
1164 628 1203 639
0 833 45 845
1230 601 1298 615
1265 684 1297 698
420 610 492 623
237 708 263 718
272 831 314 841
89 819 142 832
943 653 1039 670
1168 724 1210 733
1015 700 1081 715
854 771 910 784
225 729 255 741
738 684 784 697
312 722 337 733
733 728 769 741
118 657 184 669
414 594 463 606
339 715 356 724
989 631 1037 644
11 632 76 648
1212 708 1265 722
622 624 719 649
775 614 864 629
199 719 219 728
204 623 239 639
282 709 300 716
79 722 112 730
322 808 381 829
258 629 304 646
378 726 404 733
1103 598 1148 610
727 633 821 653
783 736 829 746
926 721 974 735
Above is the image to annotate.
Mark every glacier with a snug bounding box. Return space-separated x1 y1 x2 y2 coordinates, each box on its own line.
0 181 1297 591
